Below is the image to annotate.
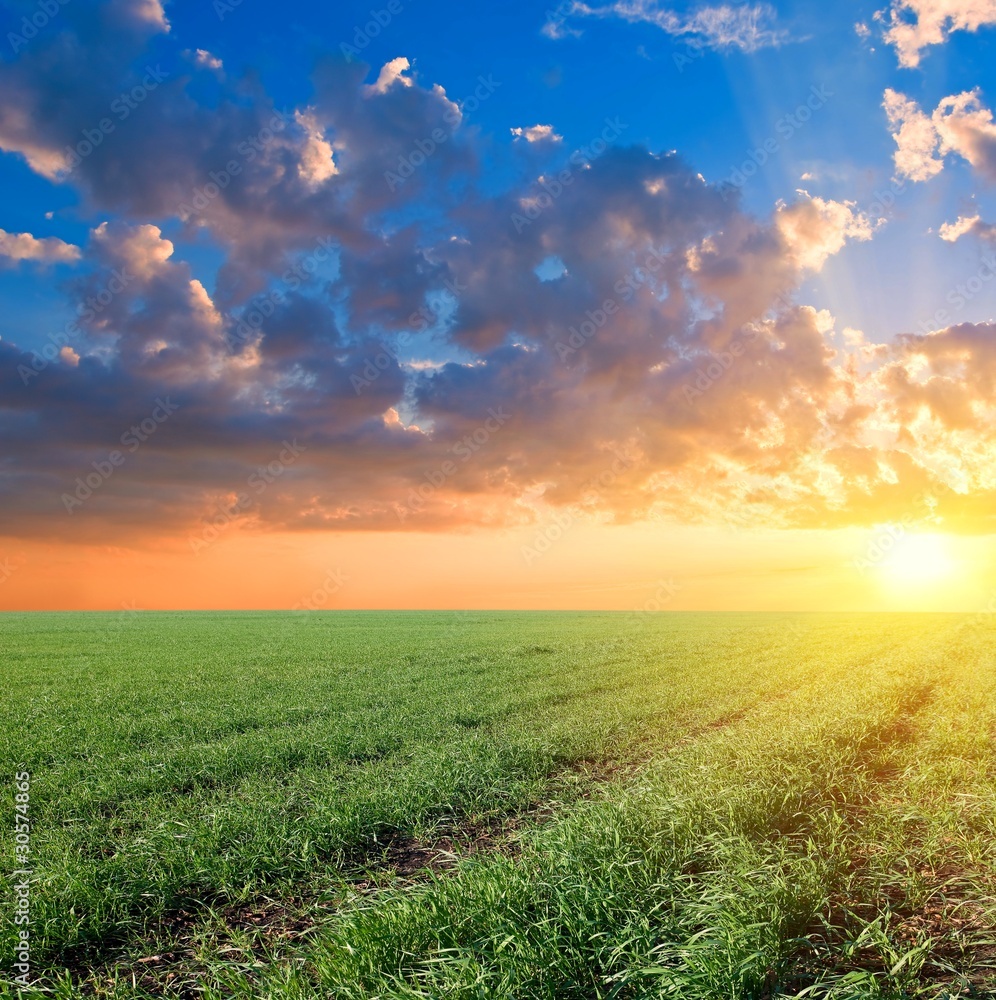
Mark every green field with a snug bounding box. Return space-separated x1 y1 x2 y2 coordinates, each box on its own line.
2 612 995 998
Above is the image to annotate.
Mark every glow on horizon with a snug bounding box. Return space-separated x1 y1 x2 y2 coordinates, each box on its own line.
878 532 958 590
0 525 992 613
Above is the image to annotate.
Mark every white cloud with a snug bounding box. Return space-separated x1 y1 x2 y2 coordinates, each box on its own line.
543 1 788 52
132 0 170 32
776 193 876 271
192 48 223 72
883 89 945 181
939 213 981 240
0 228 81 264
295 110 338 186
939 213 996 241
92 221 173 279
879 0 996 67
933 90 996 180
884 88 996 182
365 57 413 95
511 124 563 143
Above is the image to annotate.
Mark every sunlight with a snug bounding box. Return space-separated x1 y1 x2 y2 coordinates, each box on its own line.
880 533 958 589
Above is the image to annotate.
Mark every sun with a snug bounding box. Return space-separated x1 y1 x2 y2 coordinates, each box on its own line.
879 533 957 588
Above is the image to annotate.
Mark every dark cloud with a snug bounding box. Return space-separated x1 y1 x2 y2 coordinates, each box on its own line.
0 1 981 543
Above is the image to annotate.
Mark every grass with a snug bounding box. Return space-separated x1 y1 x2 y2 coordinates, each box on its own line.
1 611 995 998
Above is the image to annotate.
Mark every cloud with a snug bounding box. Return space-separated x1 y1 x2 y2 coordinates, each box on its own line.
939 213 996 241
0 32 469 305
190 48 223 72
933 90 996 180
883 89 945 181
294 110 339 185
543 1 788 52
92 221 173 279
884 87 996 182
364 56 413 95
132 0 169 31
1 2 991 544
775 194 876 271
879 0 996 67
887 322 996 433
0 229 81 264
511 124 563 143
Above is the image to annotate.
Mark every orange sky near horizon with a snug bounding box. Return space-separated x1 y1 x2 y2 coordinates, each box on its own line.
1 524 992 613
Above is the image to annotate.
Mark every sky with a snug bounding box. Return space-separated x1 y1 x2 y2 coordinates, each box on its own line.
1 0 996 612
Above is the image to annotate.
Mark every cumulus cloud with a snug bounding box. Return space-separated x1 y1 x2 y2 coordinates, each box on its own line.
511 124 563 143
933 90 996 180
939 214 981 240
92 221 173 279
190 48 223 72
885 87 996 182
294 110 338 185
883 89 946 181
937 213 996 242
879 0 996 67
364 56 413 95
1 1 990 543
132 0 169 31
543 1 788 52
775 194 876 271
0 229 81 264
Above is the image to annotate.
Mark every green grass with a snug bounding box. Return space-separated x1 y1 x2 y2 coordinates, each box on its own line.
1 611 995 998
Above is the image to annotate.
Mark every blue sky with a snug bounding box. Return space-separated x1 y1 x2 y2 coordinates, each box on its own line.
2 0 995 351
